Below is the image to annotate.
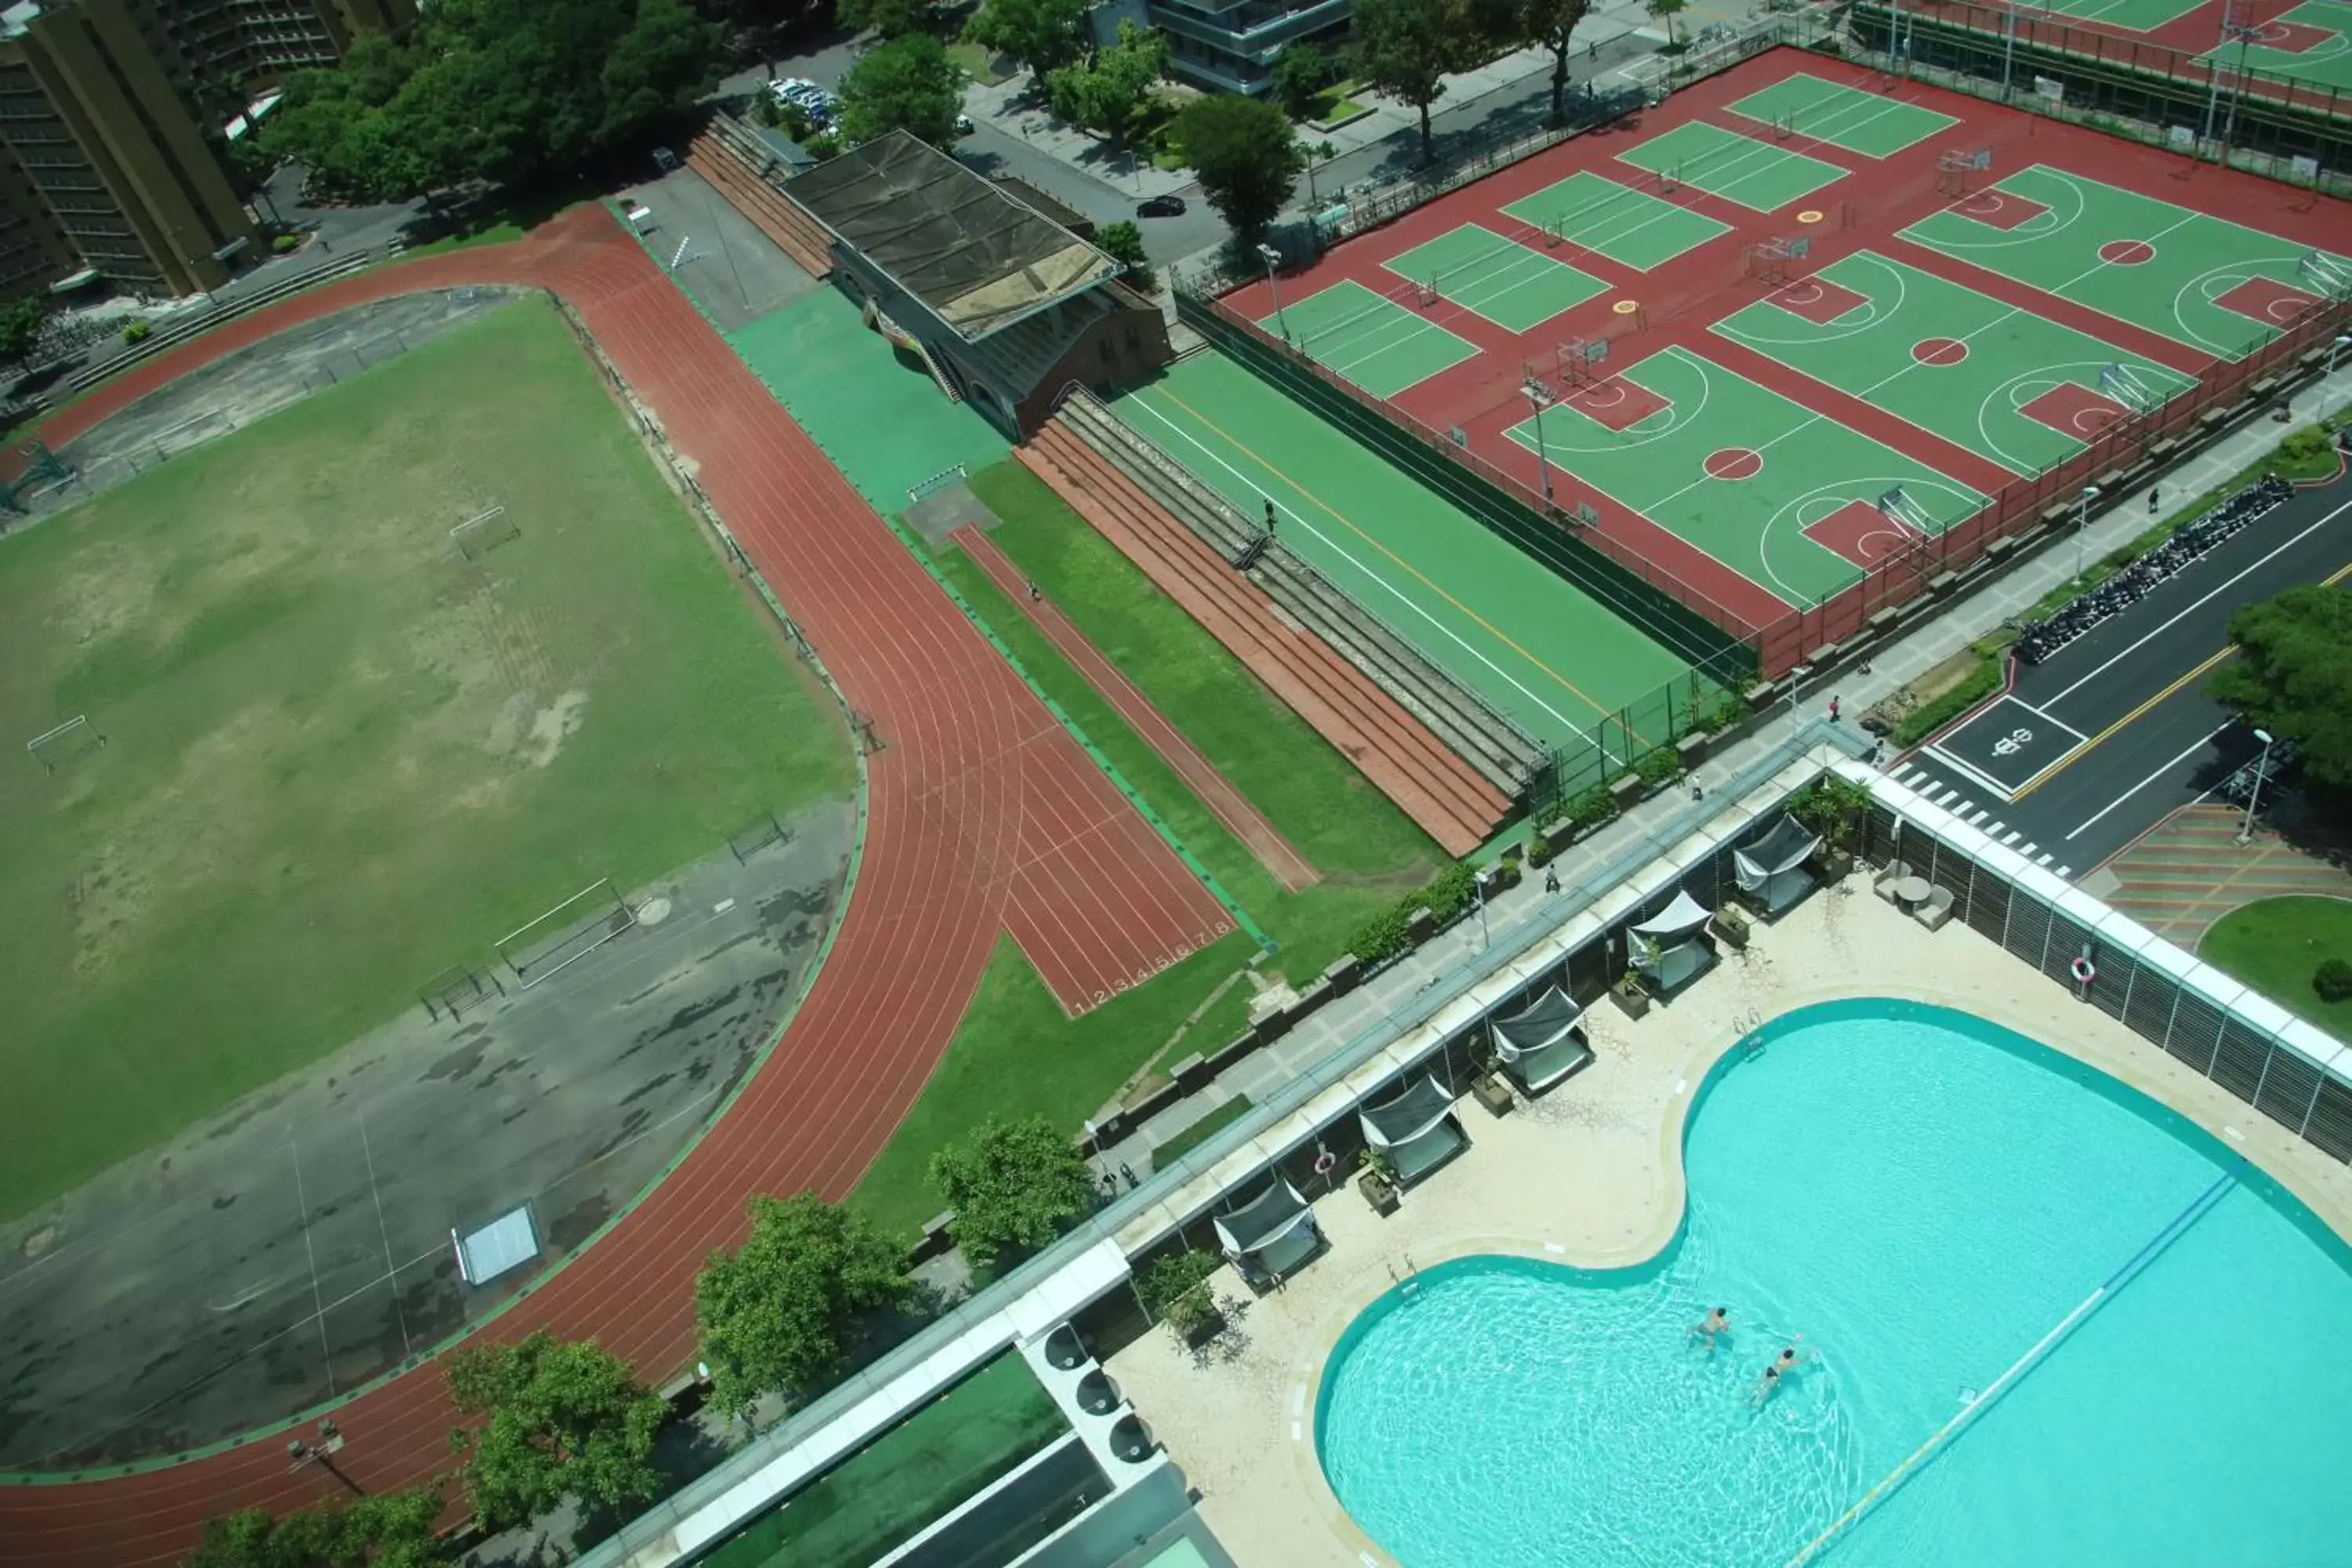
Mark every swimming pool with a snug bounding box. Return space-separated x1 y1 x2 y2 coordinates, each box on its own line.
1315 998 2352 1568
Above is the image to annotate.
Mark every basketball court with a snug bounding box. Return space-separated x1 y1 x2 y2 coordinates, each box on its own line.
1899 166 2352 359
1712 249 2201 475
2033 0 2209 30
2195 1 2352 89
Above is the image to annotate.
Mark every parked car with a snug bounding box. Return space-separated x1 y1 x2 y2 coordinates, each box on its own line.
1136 194 1186 218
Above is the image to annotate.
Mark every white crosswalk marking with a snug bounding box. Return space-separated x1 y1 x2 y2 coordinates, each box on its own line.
1903 768 1931 788
1969 809 1989 826
2037 852 2054 866
2056 866 2072 878
2002 830 2021 846
1937 789 1960 807
2020 842 2039 858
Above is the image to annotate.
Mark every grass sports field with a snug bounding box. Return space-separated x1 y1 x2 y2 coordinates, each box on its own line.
0 298 852 1220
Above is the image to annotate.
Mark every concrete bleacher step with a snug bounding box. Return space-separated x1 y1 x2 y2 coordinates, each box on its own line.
1018 426 1507 855
1054 394 1545 800
1026 420 1509 834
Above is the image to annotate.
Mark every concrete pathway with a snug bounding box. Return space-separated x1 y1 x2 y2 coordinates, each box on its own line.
2098 804 2352 947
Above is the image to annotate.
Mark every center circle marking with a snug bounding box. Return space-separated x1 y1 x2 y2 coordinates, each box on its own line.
1912 336 1969 366
1704 447 1764 481
2099 238 2156 265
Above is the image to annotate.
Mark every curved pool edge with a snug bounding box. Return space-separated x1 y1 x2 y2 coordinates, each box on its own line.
1273 963 2352 1568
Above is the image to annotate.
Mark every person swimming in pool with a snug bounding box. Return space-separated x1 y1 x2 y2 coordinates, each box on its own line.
1751 1339 1809 1406
1690 1306 1730 1351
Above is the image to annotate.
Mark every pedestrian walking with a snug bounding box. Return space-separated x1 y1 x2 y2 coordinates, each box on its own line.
1025 579 1041 602
1544 865 1561 894
1828 694 1842 724
1263 498 1278 536
2147 486 2160 514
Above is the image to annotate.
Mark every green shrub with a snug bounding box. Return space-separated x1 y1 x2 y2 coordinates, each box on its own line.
1788 774 1871 853
1567 784 1617 832
1345 861 1480 963
2318 959 2352 1004
1893 655 2002 748
1526 832 1554 868
1634 747 1682 788
271 233 302 254
121 318 151 344
1139 1248 1224 1340
1702 690 1751 732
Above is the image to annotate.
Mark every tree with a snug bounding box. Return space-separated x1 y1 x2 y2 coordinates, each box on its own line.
601 0 728 143
838 32 968 144
837 0 932 38
0 297 47 366
1094 219 1156 293
1351 0 1470 164
1044 21 1168 145
1515 0 1592 125
928 1114 1096 1266
2209 584 2352 789
695 1193 913 1420
190 1491 448 1568
1270 42 1330 120
1646 0 1686 49
1173 93 1304 245
964 0 1088 81
445 1331 668 1532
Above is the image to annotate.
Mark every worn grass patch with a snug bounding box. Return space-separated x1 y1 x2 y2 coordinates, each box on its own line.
0 296 854 1220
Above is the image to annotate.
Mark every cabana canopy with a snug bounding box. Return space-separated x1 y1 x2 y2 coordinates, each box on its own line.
1213 1178 1316 1258
1491 985 1592 1094
1628 887 1716 993
1735 815 1820 887
1632 888 1711 942
1361 1075 1454 1148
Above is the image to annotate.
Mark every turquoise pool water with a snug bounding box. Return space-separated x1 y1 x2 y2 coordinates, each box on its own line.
1316 999 2352 1568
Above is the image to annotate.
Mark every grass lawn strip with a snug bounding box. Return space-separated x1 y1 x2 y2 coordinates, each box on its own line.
0 297 854 1221
2198 896 2352 1044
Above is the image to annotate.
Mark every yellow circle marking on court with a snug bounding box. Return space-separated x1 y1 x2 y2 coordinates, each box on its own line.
1797 209 1825 225
1611 299 1639 315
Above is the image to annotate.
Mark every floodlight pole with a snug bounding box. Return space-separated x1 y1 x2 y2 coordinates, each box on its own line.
1257 244 1289 343
2000 5 2019 102
2220 23 2256 154
1788 662 1813 742
2074 483 2100 583
1521 379 1555 505
2238 728 2274 843
286 1419 359 1495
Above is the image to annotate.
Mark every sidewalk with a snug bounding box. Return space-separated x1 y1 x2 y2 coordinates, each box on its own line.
1096 366 2352 1178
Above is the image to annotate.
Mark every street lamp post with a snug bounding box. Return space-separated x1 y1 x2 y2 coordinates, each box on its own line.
286 1418 359 1495
2074 482 2101 583
2239 728 2275 843
1521 379 1555 506
1788 662 1813 742
1257 244 1289 343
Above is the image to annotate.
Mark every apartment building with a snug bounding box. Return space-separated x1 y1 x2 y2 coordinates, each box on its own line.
1142 0 1350 96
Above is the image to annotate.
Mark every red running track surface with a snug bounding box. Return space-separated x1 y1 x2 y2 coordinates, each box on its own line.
0 206 1232 1566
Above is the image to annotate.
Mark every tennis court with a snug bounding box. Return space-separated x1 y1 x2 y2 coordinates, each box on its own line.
1899 165 2352 359
1114 354 1699 757
1263 279 1481 396
1712 250 2201 476
1383 223 1610 332
2198 2 2352 91
1613 121 1850 212
1501 171 1732 270
1502 343 1984 608
2034 0 2206 30
1722 71 1960 156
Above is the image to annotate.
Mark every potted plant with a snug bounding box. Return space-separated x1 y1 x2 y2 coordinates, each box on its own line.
1357 1147 1399 1214
1713 903 1751 949
1790 775 1871 880
1141 1248 1227 1346
1611 972 1650 1019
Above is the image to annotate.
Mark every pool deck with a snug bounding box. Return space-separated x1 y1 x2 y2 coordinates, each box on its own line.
1103 876 2352 1568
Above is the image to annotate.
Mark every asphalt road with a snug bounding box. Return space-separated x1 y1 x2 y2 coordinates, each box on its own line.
1891 470 2352 878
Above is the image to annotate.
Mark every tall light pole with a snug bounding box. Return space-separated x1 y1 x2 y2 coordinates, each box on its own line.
1788 662 1813 742
1257 244 1289 343
2074 482 2100 583
1521 379 1555 506
2238 727 2274 843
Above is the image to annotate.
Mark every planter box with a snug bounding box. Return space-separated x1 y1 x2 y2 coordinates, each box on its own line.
1712 907 1751 949
1359 1170 1400 1215
1322 953 1363 996
1471 1073 1515 1117
1676 731 1709 768
1822 847 1855 880
1171 1052 1212 1092
1610 979 1650 1019
1407 906 1436 944
1610 774 1646 809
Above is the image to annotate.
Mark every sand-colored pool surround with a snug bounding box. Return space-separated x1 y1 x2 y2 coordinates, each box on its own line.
1103 873 2352 1568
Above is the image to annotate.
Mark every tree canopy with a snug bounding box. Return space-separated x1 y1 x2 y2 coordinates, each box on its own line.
1351 0 1475 163
445 1331 668 1532
2209 583 2352 789
1045 20 1169 145
964 0 1089 81
1173 93 1305 246
1094 219 1156 293
695 1193 913 1420
1646 0 1687 48
188 1491 447 1568
929 1114 1097 1265
838 32 969 145
260 0 722 202
1269 42 1331 120
837 0 935 38
0 296 48 365
1515 0 1594 124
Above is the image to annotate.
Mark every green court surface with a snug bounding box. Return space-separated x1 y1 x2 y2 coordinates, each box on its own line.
1383 223 1610 332
2198 2 2352 92
1712 250 2200 476
1502 171 1732 272
1898 165 2352 361
728 289 1009 512
1504 343 1985 608
1721 73 1959 157
1613 121 1849 212
2041 0 2215 31
1263 278 1480 397
1113 354 1694 753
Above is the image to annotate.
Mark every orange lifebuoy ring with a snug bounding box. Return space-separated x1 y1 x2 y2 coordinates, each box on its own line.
2071 956 2096 985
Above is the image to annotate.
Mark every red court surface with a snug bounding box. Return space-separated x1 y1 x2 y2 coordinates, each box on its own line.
2216 273 2328 325
1803 499 1927 568
1209 47 2350 671
2020 380 2134 438
0 207 1230 1565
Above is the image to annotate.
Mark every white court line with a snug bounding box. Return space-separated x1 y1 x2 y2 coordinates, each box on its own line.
2063 722 2234 842
357 1106 412 1363
2042 495 2352 710
1125 392 1598 743
287 1128 336 1396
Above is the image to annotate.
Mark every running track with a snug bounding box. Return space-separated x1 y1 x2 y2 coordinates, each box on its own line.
0 206 1232 1565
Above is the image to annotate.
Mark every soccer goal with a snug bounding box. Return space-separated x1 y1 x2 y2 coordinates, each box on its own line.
449 505 518 561
495 877 636 988
26 714 104 775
